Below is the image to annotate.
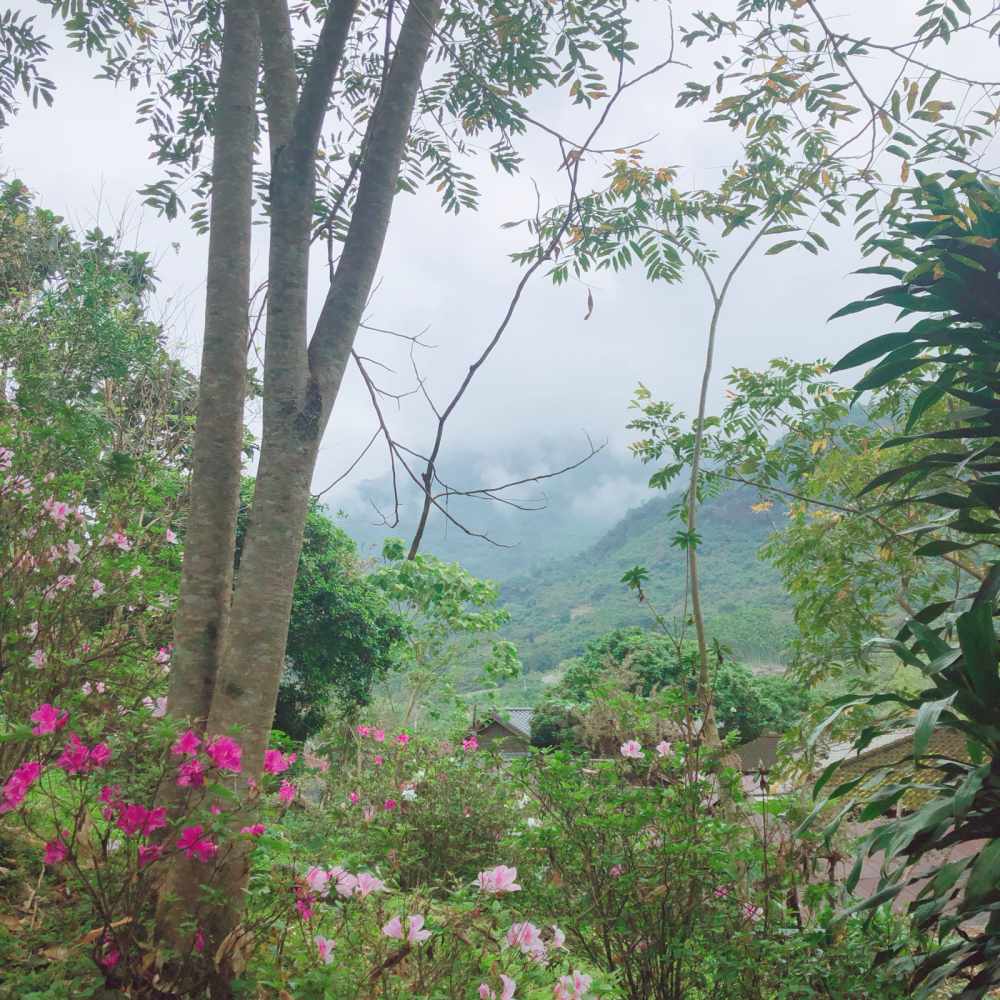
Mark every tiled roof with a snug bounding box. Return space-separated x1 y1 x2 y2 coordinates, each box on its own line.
737 732 783 772
496 707 533 737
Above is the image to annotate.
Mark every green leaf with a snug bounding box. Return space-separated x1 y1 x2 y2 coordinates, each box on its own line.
764 240 799 255
914 539 980 557
956 604 1000 703
832 331 920 371
913 693 956 757
963 837 1000 909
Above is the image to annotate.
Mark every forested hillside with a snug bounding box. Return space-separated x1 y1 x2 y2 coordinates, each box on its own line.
499 487 796 675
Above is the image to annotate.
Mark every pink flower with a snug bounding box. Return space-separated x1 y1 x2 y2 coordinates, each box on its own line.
382 916 404 939
330 866 358 898
90 743 112 769
176 825 217 862
551 926 567 950
92 578 105 599
166 529 179 544
153 648 170 664
315 935 335 964
176 757 205 788
278 779 296 803
620 740 644 759
357 725 371 736
481 985 495 1000
30 703 68 735
354 871 385 896
264 748 293 774
172 731 201 756
116 804 150 836
28 650 47 669
138 844 164 867
103 531 131 551
655 740 672 758
129 565 143 579
295 890 315 921
715 885 729 898
384 798 396 810
462 736 478 751
43 839 68 864
98 785 122 804
195 927 204 954
373 729 385 742
241 824 265 838
501 975 516 1000
374 756 383 765
505 922 542 954
305 867 332 894
0 761 40 813
56 735 91 774
101 944 120 970
65 539 82 564
610 865 623 876
475 864 521 894
49 501 70 525
349 791 359 804
205 735 242 772
407 914 432 943
151 697 168 718
396 733 410 744
741 903 764 922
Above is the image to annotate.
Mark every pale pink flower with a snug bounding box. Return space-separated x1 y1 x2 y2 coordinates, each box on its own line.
475 864 521 894
330 866 358 898
741 903 764 922
129 565 143 579
96 681 105 693
315 935 335 964
505 922 542 954
26 622 38 639
354 871 385 896
92 578 105 599
65 539 82 564
278 779 296 803
49 501 70 525
480 984 495 1000
153 648 170 664
382 916 404 939
551 925 567 950
82 682 93 696
151 696 168 718
306 867 332 894
166 528 179 545
363 806 376 823
620 740 644 759
500 975 516 1000
30 703 68 734
407 914 432 943
28 650 47 669
655 740 672 758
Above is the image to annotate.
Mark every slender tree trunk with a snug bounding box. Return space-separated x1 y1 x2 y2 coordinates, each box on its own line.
192 0 443 976
687 295 722 748
153 0 260 985
168 0 260 729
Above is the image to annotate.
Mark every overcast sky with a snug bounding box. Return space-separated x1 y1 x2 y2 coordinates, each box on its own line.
6 0 995 577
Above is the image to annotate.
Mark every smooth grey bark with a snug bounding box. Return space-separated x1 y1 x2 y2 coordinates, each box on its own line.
154 0 260 987
187 0 444 972
168 0 260 729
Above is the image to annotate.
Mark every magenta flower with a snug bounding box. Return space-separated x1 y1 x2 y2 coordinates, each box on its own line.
354 871 385 896
295 889 315 920
195 927 204 954
176 826 217 862
43 839 68 864
406 914 432 943
715 885 729 898
462 736 478 751
172 730 201 756
101 944 120 970
619 740 644 759
655 740 672 758
278 779 296 803
176 757 205 788
373 729 385 742
396 733 410 744
138 844 164 867
384 798 396 810
374 757 383 765
90 743 112 769
349 791 359 804
264 748 292 774
30 703 68 735
205 735 242 772
357 725 371 737
315 935 335 965
241 824 265 838
475 864 521 894
0 763 39 814
116 804 150 836
382 916 404 939
55 735 91 774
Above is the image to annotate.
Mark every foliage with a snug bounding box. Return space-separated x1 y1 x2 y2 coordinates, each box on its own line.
372 539 520 729
235 484 405 741
800 170 1000 998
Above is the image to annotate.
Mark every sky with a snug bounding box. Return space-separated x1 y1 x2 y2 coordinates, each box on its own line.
5 0 996 579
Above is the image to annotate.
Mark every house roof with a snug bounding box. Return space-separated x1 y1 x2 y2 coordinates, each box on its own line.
737 731 783 772
485 707 533 738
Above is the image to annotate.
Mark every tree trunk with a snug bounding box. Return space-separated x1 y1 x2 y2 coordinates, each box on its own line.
168 0 260 729
153 0 260 985
192 0 443 980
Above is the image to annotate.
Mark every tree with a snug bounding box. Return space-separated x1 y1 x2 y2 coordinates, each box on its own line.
235 485 405 741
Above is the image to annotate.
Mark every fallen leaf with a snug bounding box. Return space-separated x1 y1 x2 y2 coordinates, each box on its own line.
584 290 594 320
0 913 21 932
39 945 70 961
80 915 132 944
